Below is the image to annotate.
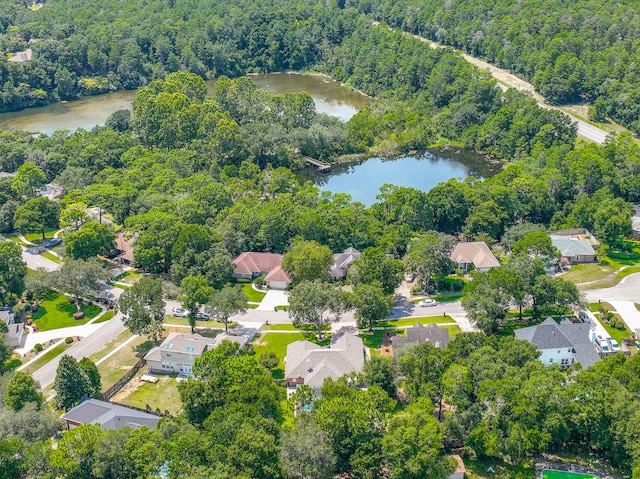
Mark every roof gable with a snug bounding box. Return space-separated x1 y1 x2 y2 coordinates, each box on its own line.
62 399 161 430
450 242 500 269
550 236 595 257
233 252 283 276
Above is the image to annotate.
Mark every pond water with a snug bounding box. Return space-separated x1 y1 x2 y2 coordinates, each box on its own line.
0 73 372 134
299 149 501 206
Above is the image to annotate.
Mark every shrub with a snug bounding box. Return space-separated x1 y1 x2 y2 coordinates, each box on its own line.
255 275 266 288
34 343 43 353
453 279 465 291
73 312 85 320
260 352 280 370
31 303 39 313
65 337 74 344
25 314 32 320
616 321 627 330
24 303 31 312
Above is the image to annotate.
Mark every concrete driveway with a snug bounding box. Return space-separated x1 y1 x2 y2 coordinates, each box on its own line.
21 247 60 271
257 290 289 311
584 273 640 333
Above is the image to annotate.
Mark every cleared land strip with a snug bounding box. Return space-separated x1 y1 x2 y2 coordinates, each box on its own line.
374 22 610 145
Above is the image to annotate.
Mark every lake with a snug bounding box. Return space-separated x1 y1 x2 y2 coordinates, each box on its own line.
0 73 372 134
299 149 500 206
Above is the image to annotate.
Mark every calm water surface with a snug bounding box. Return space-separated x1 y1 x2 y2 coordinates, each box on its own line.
299 149 501 206
0 73 372 134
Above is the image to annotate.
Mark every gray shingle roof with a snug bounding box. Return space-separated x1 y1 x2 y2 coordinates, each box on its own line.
392 323 450 349
62 399 161 430
550 236 595 257
515 317 600 368
148 333 216 358
285 332 365 389
330 248 361 279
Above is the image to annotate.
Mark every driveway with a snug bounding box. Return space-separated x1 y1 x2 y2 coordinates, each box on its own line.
610 301 640 333
21 247 60 271
584 273 640 333
256 290 289 311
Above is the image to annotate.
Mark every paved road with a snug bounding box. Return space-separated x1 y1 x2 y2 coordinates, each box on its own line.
584 273 640 303
380 22 611 145
32 313 126 389
21 247 60 271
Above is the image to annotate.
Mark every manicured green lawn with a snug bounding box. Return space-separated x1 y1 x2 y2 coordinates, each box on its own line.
41 252 62 263
360 329 402 349
122 375 182 416
32 291 102 331
600 241 640 269
242 283 267 303
20 228 58 244
164 316 235 329
21 342 73 375
560 263 615 284
465 457 535 479
114 270 143 284
617 265 640 278
542 471 598 479
377 316 452 328
263 323 330 331
93 310 116 324
498 318 546 337
601 319 632 344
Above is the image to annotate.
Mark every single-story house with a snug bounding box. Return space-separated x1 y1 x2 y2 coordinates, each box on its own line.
0 307 25 348
285 332 366 393
631 205 640 240
550 236 596 264
514 317 600 368
114 232 137 265
330 247 361 280
391 323 450 351
450 241 500 272
144 331 251 374
62 398 162 430
232 252 291 289
7 49 32 63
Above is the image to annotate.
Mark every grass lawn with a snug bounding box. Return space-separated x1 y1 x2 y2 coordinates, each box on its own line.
561 263 615 284
93 310 116 324
464 457 535 479
121 374 182 416
253 332 305 378
97 336 154 391
360 329 402 349
87 329 134 363
600 241 640 269
20 228 58 244
617 265 640 278
498 317 546 337
542 471 598 479
589 302 614 312
114 270 143 284
41 252 62 263
377 316 452 328
242 283 267 303
32 291 102 331
262 323 330 332
21 342 73 375
601 319 632 344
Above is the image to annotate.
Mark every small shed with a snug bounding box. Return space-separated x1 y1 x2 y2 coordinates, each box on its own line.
449 454 466 479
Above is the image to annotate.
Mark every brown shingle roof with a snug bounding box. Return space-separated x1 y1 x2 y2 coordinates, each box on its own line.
450 242 500 269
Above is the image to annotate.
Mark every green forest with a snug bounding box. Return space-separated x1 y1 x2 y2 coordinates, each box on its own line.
1 0 640 477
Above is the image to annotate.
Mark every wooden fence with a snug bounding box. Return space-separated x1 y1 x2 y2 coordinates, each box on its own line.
101 358 146 401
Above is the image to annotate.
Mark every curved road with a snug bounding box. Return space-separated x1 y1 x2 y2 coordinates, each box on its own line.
376 22 611 145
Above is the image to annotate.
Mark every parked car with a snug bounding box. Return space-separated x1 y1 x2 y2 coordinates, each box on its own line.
171 307 189 318
595 334 610 353
44 238 62 248
404 273 415 282
607 337 621 352
418 299 437 307
195 312 209 320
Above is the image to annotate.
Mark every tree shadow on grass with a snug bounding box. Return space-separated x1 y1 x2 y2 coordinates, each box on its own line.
135 341 154 358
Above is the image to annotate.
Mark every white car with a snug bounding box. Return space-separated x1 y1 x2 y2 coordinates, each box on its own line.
405 273 415 282
418 299 437 307
171 307 190 318
607 337 621 352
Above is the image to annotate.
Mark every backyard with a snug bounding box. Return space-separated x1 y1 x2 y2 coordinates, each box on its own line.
31 291 102 331
96 335 154 391
253 332 331 379
117 373 182 416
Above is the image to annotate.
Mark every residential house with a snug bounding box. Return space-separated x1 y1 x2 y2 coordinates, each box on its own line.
144 331 251 374
550 236 596 264
114 232 137 265
285 332 366 393
330 247 361 280
7 49 32 63
232 252 291 289
0 307 25 348
62 398 161 430
391 323 450 351
450 241 500 272
631 205 640 240
449 455 466 479
514 317 600 368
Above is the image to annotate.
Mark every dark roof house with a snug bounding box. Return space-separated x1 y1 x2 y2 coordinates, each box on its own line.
285 332 366 392
62 398 162 430
391 323 450 350
330 247 361 280
515 317 600 368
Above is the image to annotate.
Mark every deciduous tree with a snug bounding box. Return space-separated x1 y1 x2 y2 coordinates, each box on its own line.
352 282 393 331
64 221 116 260
180 275 213 333
205 286 247 332
119 276 165 342
54 355 91 411
0 242 27 304
288 281 348 340
282 239 334 284
13 196 60 240
51 259 110 312
4 372 42 411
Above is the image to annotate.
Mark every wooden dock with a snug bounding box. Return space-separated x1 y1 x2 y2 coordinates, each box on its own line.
303 156 331 172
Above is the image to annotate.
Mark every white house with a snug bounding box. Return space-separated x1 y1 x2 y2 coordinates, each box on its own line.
515 317 600 368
